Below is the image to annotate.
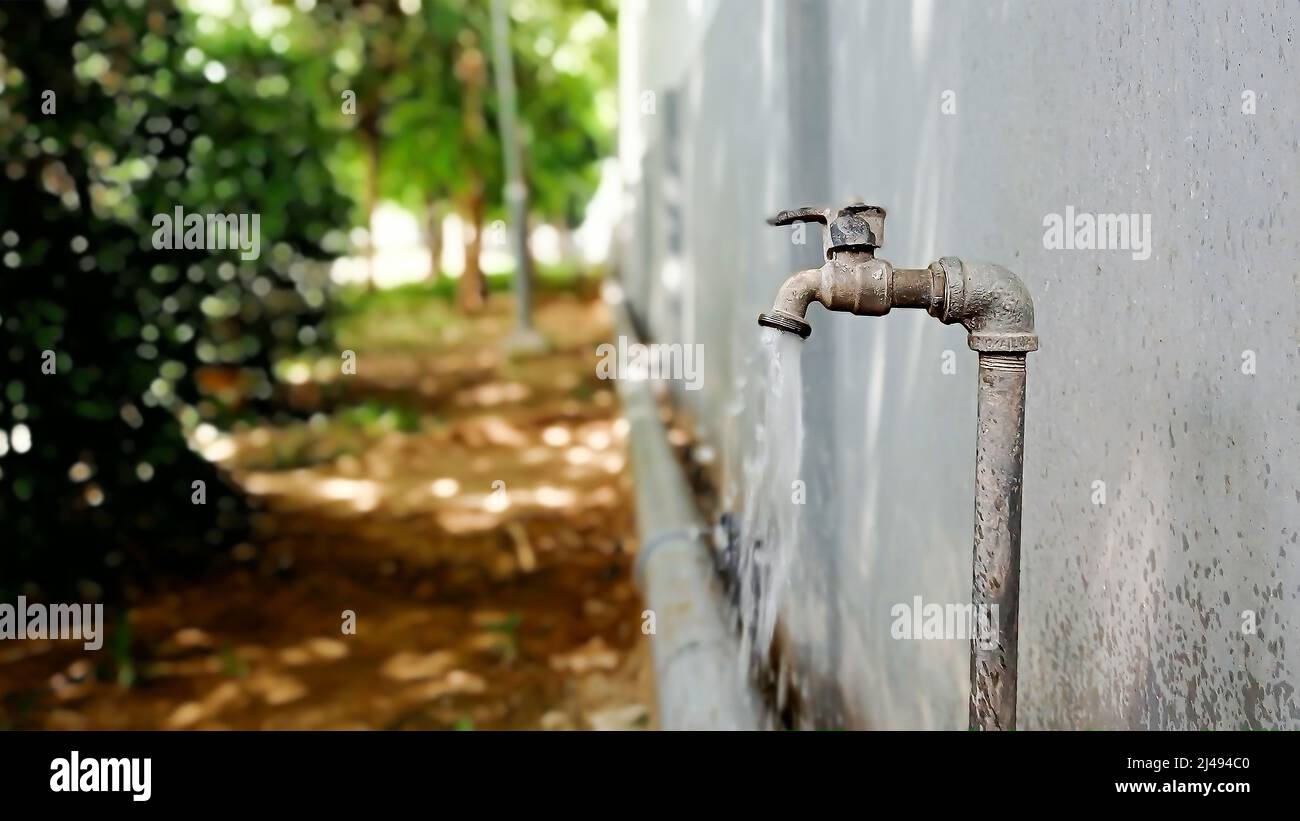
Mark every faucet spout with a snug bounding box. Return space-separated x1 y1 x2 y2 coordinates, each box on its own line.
757 268 820 338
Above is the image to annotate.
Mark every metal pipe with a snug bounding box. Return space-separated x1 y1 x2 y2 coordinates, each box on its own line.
891 268 934 309
757 203 1037 730
969 352 1027 730
610 297 764 730
938 257 1037 730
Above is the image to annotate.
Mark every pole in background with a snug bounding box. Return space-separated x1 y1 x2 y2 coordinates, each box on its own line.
490 0 544 350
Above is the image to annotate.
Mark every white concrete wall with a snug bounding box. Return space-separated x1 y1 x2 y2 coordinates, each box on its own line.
619 0 1300 729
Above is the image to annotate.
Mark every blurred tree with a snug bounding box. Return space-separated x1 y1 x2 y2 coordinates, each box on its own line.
0 0 616 600
295 0 615 308
273 0 495 303
510 0 616 237
0 0 349 599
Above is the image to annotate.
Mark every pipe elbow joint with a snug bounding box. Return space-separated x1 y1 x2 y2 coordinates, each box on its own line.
934 257 1039 353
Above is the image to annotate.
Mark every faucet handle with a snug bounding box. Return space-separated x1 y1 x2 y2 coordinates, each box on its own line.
767 206 830 227
829 203 885 253
768 202 886 258
839 203 886 221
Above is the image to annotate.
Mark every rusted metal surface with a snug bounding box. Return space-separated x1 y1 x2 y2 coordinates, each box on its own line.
756 308 812 338
758 203 900 339
970 352 1029 730
937 257 1039 353
767 202 886 258
892 267 937 309
758 201 1037 730
757 267 819 338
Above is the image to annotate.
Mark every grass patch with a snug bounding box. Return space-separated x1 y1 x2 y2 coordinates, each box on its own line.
334 262 598 316
337 400 423 434
329 262 601 350
236 400 434 470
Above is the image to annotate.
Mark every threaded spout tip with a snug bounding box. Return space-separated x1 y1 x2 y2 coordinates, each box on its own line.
757 310 811 339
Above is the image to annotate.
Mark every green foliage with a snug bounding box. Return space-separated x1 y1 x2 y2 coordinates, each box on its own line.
0 1 348 599
219 642 250 678
511 0 617 224
106 615 136 688
483 610 522 663
338 400 422 434
336 260 589 312
282 0 616 226
0 0 616 600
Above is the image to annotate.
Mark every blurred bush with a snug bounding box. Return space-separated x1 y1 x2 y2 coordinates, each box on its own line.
0 0 350 599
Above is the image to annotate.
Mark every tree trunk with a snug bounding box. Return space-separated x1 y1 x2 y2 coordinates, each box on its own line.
425 198 443 282
360 123 381 291
454 36 489 313
458 184 487 312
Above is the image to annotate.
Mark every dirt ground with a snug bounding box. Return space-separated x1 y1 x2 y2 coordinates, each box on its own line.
0 291 653 730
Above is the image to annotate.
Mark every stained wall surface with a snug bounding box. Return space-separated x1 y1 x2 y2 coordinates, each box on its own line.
618 0 1299 729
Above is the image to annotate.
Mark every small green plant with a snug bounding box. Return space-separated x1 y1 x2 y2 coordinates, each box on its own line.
106 616 136 689
339 401 422 434
483 612 523 664
452 716 475 731
220 643 249 678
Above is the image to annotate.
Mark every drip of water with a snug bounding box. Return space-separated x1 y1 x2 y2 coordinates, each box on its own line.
737 327 805 674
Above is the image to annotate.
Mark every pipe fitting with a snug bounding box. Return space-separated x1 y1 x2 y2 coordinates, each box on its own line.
934 257 1039 353
893 267 942 310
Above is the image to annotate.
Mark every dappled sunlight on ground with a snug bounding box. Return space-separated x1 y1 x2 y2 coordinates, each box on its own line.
0 292 652 731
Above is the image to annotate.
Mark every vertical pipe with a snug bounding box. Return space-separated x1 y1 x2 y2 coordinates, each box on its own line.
969 352 1027 730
